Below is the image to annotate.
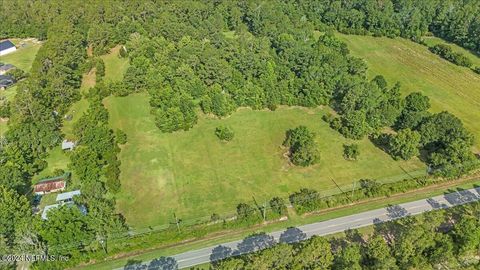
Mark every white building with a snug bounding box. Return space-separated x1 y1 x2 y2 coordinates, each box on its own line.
0 40 16 56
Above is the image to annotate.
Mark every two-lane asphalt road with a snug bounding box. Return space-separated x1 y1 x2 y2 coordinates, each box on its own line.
121 187 480 270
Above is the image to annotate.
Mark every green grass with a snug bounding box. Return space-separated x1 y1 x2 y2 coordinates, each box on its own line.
105 93 425 228
101 45 129 82
336 33 480 151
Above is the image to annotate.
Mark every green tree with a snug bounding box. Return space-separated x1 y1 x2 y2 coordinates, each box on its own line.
333 243 362 270
364 235 398 270
283 126 320 167
387 128 421 160
236 203 256 220
292 236 333 269
269 197 287 216
37 205 94 255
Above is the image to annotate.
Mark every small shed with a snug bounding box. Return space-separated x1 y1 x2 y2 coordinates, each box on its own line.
0 64 16 75
61 140 76 151
0 40 16 56
56 189 81 204
34 174 68 195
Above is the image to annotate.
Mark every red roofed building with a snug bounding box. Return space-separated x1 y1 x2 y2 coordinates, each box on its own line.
34 173 68 195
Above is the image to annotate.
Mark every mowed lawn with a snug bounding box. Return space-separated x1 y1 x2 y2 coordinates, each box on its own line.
105 94 425 228
336 34 480 150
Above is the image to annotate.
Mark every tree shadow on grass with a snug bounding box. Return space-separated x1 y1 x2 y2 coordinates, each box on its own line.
279 227 307 244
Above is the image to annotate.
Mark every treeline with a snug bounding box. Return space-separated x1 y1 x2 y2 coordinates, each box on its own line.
214 199 480 270
429 44 474 68
299 0 480 54
290 177 433 215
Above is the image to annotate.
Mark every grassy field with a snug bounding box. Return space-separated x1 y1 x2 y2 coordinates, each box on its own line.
101 45 129 82
0 39 42 136
336 33 480 150
105 93 425 228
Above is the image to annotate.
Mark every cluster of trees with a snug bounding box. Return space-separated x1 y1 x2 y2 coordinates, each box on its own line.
429 44 473 67
283 126 320 167
289 177 434 215
236 197 287 223
216 200 480 270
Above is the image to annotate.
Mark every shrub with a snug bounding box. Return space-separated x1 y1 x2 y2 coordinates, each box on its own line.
474 66 480 74
236 203 256 220
215 126 234 141
283 126 320 167
269 197 287 216
115 129 127 145
343 144 360 160
429 44 472 68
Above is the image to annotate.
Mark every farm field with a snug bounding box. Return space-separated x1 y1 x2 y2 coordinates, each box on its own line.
105 93 425 228
336 33 480 150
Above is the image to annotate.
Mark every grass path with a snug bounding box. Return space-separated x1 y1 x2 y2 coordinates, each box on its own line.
336 33 480 150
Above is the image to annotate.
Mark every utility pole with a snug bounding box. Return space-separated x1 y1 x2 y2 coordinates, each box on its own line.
173 213 180 232
351 181 356 201
263 200 267 222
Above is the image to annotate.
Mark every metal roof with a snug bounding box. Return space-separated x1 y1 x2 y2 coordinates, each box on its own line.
56 190 81 202
0 40 15 51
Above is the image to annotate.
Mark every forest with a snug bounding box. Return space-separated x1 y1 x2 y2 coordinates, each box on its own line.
0 0 479 269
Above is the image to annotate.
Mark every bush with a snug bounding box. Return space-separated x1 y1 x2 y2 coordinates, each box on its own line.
283 126 320 167
215 126 234 141
474 66 480 74
343 144 359 160
269 197 287 216
115 129 127 145
6 68 27 81
236 203 256 220
429 44 472 68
